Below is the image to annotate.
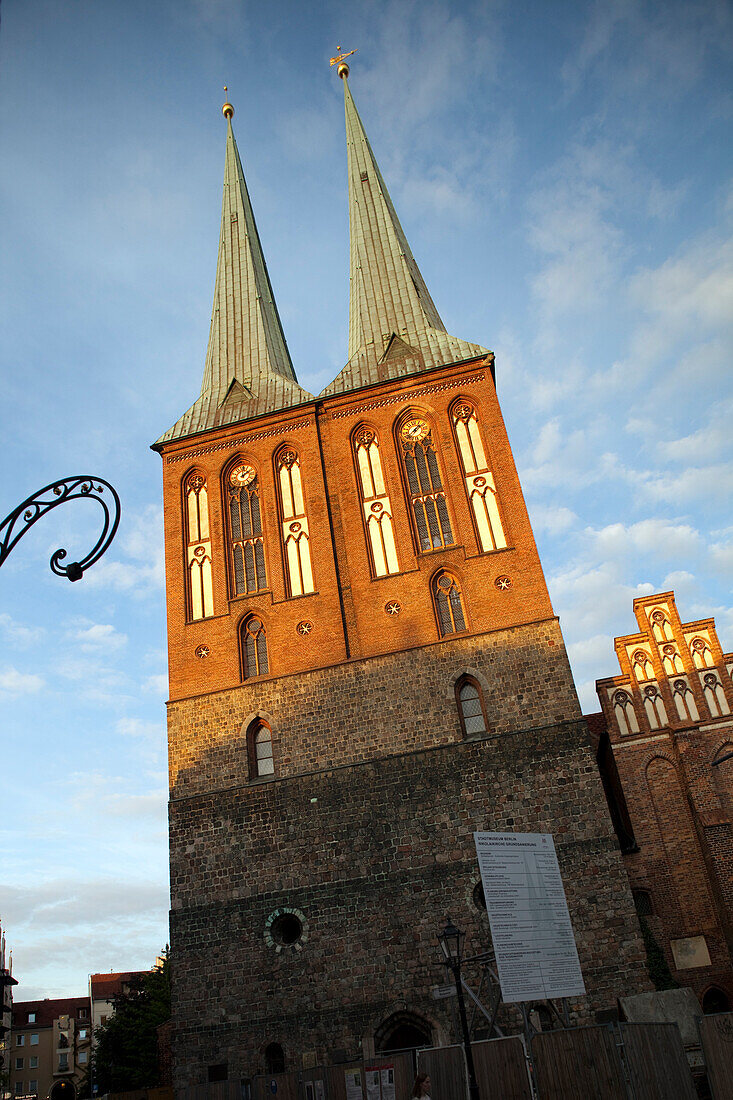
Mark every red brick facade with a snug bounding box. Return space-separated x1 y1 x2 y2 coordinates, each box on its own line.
157 355 651 1087
593 591 733 1011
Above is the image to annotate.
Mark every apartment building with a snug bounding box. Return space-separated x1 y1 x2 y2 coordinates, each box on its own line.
10 999 90 1100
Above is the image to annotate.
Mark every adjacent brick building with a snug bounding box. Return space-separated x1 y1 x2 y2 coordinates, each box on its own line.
592 591 733 1011
154 70 650 1088
9 998 90 1100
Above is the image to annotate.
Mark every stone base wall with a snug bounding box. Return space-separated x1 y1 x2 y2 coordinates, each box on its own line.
169 717 650 1087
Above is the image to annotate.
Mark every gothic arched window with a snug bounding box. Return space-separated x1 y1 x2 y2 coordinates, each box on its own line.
241 616 269 680
264 1043 285 1075
451 401 507 552
703 673 730 717
661 644 684 676
276 448 315 597
691 637 714 669
184 471 214 620
353 426 399 577
456 676 488 737
226 462 267 595
650 608 674 642
643 685 668 730
248 720 275 778
672 678 699 722
398 415 454 552
632 650 654 682
432 571 466 637
613 690 639 735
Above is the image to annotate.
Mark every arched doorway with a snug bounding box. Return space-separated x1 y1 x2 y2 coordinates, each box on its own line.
375 1011 432 1053
702 987 731 1015
50 1083 76 1100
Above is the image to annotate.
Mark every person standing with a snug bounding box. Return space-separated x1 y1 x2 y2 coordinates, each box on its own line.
411 1072 431 1098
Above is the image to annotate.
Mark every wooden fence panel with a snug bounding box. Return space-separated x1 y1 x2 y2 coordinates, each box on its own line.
363 1054 414 1100
699 1014 733 1100
531 1027 627 1100
621 1022 696 1100
417 1045 466 1100
253 1072 299 1100
325 1064 363 1100
472 1037 531 1100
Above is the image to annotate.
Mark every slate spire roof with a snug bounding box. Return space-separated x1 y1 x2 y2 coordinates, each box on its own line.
320 71 490 398
156 116 313 446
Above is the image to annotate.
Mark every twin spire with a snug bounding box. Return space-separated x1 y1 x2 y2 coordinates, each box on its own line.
157 70 489 446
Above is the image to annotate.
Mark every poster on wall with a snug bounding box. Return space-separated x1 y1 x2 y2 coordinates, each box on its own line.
345 1070 364 1100
380 1066 395 1100
365 1068 380 1100
474 831 586 1003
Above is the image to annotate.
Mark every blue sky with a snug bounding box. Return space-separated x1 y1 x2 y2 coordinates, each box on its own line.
1 0 731 999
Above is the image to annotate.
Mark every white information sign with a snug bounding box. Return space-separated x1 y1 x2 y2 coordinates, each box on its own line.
474 831 586 1003
345 1070 363 1100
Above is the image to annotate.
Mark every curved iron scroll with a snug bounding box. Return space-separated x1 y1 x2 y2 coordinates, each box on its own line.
0 477 121 582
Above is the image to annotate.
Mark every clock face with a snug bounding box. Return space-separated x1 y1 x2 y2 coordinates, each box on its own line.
230 464 256 487
401 418 430 443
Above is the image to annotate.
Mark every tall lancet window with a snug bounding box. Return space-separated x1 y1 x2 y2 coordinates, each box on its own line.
432 571 467 637
353 426 399 577
227 463 267 595
277 448 315 597
451 402 507 552
398 416 454 552
241 615 269 679
184 471 214 621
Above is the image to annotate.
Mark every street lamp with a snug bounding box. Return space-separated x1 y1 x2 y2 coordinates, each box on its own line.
438 918 480 1100
0 476 120 580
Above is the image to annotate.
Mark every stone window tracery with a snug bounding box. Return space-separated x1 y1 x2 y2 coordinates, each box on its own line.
643 684 668 730
353 427 399 577
398 416 454 552
691 637 714 669
703 673 730 717
650 608 674 642
184 471 214 620
227 462 267 595
241 616 269 680
456 676 488 737
661 644 684 676
672 678 699 722
451 401 507 552
613 690 639 735
432 571 467 637
276 448 315 597
632 650 654 682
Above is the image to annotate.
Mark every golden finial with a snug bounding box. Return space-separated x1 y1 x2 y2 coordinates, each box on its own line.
330 45 357 79
222 85 234 120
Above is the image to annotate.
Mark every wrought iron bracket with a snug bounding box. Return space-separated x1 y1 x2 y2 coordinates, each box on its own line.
0 476 121 581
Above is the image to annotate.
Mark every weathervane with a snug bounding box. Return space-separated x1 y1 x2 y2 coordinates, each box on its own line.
330 45 356 79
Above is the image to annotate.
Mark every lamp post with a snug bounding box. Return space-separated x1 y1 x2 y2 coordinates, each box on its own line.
0 476 120 580
438 918 480 1100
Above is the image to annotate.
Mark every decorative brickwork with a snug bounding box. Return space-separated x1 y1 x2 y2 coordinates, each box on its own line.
594 591 733 1008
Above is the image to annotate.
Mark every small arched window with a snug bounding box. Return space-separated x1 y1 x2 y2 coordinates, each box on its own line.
456 677 488 737
632 650 654 682
276 448 315 597
264 1043 285 1075
226 462 267 595
353 426 399 576
632 889 654 917
661 644 684 676
249 720 274 778
703 673 730 717
649 608 674 642
672 678 700 722
613 690 639 735
702 987 730 1015
184 471 214 620
690 637 715 669
398 415 454 552
643 685 668 730
433 571 467 637
241 616 269 680
451 401 507 552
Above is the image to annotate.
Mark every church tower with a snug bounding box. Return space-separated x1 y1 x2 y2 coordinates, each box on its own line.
155 73 648 1088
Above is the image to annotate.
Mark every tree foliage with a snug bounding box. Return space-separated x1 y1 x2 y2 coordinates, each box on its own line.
91 952 171 1093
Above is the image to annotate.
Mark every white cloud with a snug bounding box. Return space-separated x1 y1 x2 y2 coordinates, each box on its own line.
116 717 165 742
83 505 165 595
0 614 45 648
68 621 128 652
589 518 703 559
142 673 168 696
0 667 44 694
